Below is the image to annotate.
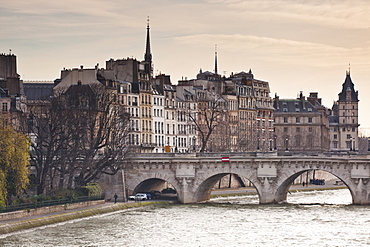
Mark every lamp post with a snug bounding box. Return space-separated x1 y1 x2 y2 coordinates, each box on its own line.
352 138 356 152
285 138 288 151
269 138 272 151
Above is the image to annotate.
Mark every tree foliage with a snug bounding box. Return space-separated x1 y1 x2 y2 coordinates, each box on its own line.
0 119 30 205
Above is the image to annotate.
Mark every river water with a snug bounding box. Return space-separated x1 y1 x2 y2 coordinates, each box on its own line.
1 189 370 247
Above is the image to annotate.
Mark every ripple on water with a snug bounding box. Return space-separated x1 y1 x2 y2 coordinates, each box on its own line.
1 189 370 247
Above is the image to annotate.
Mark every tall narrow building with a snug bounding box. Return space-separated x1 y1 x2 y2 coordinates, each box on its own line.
329 71 359 151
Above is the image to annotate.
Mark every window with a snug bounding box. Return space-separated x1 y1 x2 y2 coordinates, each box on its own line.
346 141 351 149
347 134 351 139
334 142 338 148
334 134 337 139
284 127 288 133
2 102 8 112
296 117 300 123
308 117 312 123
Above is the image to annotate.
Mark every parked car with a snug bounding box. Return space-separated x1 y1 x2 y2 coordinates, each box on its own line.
150 190 161 199
135 193 148 201
161 188 176 194
128 195 136 200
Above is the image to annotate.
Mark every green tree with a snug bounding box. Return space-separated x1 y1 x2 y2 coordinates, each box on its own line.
0 119 30 205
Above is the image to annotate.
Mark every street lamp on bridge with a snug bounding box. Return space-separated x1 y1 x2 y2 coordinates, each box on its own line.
285 138 289 151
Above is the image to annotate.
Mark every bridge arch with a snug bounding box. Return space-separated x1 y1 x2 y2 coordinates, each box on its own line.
191 168 260 203
274 166 355 204
125 170 180 198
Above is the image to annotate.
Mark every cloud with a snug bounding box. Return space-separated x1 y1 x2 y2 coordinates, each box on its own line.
205 0 370 29
174 33 370 68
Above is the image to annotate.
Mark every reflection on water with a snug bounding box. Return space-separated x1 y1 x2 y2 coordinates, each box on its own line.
1 189 370 247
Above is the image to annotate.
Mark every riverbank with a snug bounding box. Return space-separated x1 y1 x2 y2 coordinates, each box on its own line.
0 201 172 235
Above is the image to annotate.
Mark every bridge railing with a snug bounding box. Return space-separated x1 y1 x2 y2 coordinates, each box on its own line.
0 195 104 213
126 151 368 159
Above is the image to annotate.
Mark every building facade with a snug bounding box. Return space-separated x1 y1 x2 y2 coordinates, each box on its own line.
273 92 330 153
329 71 359 152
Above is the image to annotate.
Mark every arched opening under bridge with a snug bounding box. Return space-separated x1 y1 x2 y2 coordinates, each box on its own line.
194 173 258 203
129 178 178 201
276 169 352 205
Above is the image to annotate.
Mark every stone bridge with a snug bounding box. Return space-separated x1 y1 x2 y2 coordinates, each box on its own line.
100 152 370 205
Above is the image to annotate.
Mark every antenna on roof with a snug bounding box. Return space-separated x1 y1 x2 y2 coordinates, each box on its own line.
214 44 218 75
348 63 351 75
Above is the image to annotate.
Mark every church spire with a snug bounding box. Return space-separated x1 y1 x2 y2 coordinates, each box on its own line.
214 44 218 75
144 16 152 64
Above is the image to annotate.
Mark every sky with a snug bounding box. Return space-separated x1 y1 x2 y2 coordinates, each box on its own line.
1 0 370 134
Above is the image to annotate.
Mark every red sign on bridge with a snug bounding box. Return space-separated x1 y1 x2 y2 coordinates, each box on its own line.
221 157 230 162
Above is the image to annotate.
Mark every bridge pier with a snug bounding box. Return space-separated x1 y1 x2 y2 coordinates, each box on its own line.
255 177 281 204
350 178 370 205
177 177 196 204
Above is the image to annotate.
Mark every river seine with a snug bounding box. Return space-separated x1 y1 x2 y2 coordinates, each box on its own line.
1 189 370 246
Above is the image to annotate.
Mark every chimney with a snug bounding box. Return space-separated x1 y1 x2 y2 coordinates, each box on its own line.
274 93 279 109
300 91 306 109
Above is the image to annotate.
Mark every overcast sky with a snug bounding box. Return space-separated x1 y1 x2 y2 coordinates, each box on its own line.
1 0 370 133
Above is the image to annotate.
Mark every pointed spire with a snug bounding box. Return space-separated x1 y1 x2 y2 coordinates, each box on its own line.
214 44 218 75
144 16 152 63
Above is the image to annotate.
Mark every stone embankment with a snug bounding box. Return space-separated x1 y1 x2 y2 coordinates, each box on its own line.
0 200 105 222
0 201 172 235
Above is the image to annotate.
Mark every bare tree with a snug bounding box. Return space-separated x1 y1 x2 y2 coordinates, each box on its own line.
62 84 130 187
188 92 227 152
28 95 74 194
29 83 130 194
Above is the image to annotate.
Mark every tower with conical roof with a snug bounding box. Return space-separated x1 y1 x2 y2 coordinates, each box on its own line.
331 70 359 151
